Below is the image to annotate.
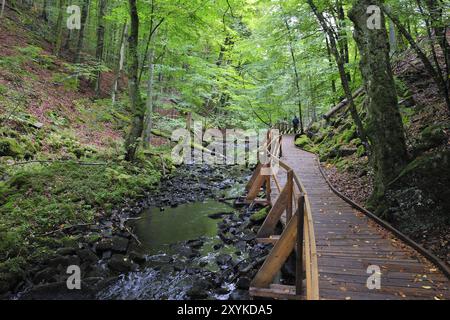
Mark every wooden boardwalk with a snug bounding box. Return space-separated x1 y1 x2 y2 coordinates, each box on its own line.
269 135 449 300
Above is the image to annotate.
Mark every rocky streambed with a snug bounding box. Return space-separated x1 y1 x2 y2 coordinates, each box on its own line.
11 164 272 300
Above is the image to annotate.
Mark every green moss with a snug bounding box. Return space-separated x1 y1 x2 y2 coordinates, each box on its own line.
414 123 448 153
0 160 162 272
295 135 316 152
250 206 269 223
339 125 357 144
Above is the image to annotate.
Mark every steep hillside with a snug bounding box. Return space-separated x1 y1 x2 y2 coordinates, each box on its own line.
0 9 171 295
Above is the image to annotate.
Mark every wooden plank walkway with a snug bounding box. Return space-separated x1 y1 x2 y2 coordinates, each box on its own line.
270 135 450 300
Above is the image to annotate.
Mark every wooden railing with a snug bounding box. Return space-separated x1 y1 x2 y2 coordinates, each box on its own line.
273 122 295 135
244 129 319 300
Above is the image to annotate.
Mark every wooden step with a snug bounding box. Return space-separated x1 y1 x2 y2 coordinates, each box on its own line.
250 284 304 300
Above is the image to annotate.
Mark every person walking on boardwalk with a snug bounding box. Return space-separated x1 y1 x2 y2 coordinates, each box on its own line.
292 116 300 133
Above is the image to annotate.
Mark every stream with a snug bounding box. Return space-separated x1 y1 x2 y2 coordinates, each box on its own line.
97 183 257 300
16 164 271 300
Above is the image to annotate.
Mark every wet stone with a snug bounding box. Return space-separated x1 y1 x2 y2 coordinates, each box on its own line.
102 251 112 260
33 267 57 284
55 247 76 256
236 277 251 290
108 254 133 273
216 254 232 266
187 239 204 249
129 251 146 264
77 249 99 263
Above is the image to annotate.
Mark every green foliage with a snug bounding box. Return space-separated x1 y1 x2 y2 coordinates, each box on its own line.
16 45 55 68
0 84 8 96
0 137 24 158
0 45 54 75
51 73 79 91
356 145 365 158
44 131 96 159
64 62 110 83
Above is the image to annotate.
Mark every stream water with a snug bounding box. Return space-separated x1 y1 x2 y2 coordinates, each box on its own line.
97 183 249 300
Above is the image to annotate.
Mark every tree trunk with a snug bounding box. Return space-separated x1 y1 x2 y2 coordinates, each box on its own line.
336 0 351 82
112 23 128 106
388 19 397 54
325 36 337 103
95 0 107 95
143 29 159 148
125 0 144 162
349 0 408 204
41 0 48 21
284 18 304 134
383 5 450 112
75 0 90 63
424 0 448 85
307 0 369 149
53 0 66 57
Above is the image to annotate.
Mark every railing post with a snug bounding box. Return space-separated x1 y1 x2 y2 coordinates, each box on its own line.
296 195 305 296
265 174 271 204
286 170 293 222
279 135 283 158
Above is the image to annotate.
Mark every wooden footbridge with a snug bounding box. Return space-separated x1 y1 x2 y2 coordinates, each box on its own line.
243 130 450 300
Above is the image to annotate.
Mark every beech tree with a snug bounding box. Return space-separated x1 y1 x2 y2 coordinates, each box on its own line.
349 0 408 204
124 0 144 161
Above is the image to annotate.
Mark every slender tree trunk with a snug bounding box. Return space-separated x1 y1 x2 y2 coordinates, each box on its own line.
421 0 449 97
75 0 90 63
307 0 369 149
383 5 450 112
0 1 4 18
143 29 159 148
349 0 408 206
95 0 107 95
388 19 397 54
284 18 304 134
54 0 66 57
112 23 128 106
326 37 337 102
41 0 48 21
308 74 317 123
125 0 144 162
336 0 351 82
424 0 448 79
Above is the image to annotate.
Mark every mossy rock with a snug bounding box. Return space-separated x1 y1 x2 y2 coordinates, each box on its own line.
0 138 24 158
339 125 357 144
250 206 269 224
295 135 315 152
415 124 448 153
397 149 450 182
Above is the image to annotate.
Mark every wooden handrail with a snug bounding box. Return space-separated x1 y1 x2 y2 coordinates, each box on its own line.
246 129 319 300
